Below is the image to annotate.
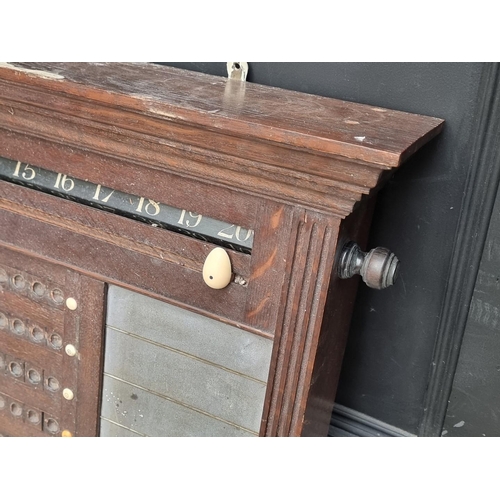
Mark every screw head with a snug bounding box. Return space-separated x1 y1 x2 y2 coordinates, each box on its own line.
65 344 77 357
66 297 78 310
63 388 74 400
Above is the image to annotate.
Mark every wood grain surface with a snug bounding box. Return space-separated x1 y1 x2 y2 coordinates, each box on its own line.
0 63 445 436
0 62 444 218
0 62 444 166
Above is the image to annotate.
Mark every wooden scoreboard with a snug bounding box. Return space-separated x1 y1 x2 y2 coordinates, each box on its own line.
0 63 443 437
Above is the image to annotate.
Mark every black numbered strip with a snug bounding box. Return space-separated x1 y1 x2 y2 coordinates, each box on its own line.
0 157 254 254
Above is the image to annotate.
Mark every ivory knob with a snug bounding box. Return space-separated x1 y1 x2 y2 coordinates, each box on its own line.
203 247 232 289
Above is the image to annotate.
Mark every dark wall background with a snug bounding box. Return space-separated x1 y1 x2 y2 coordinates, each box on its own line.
159 62 497 436
443 130 500 437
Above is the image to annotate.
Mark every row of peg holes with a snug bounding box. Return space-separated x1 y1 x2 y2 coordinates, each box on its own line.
0 268 64 305
0 356 60 392
0 311 63 350
0 269 64 435
0 394 59 433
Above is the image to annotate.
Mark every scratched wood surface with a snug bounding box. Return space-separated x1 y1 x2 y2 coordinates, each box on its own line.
0 62 444 167
0 63 444 218
301 196 377 436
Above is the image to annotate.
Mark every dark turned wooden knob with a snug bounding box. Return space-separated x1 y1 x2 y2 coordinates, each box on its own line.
338 242 399 289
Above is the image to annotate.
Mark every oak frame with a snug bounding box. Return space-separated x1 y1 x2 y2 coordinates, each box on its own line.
0 63 444 436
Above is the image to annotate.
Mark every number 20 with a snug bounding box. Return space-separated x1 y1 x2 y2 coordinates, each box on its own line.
218 225 253 242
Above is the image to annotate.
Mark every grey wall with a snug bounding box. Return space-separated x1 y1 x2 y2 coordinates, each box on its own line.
443 168 500 437
159 62 496 436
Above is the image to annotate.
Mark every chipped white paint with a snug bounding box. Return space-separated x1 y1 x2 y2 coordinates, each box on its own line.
147 107 184 120
453 420 465 428
355 136 366 142
0 62 65 80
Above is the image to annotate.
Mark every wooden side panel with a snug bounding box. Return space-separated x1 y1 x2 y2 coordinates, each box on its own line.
301 197 377 437
262 209 340 436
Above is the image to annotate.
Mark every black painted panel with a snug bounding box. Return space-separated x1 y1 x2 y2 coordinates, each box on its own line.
443 184 500 437
159 62 485 434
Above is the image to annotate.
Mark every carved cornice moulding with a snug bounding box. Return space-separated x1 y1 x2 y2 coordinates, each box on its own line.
0 62 444 218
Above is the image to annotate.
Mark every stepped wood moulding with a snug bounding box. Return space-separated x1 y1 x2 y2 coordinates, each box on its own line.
0 62 444 437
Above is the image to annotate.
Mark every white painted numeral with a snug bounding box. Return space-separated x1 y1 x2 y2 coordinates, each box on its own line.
136 197 160 216
218 224 253 242
178 210 202 227
13 162 36 180
93 184 114 203
54 173 75 191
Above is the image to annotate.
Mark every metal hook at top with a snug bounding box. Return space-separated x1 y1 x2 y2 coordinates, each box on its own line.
227 62 248 81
